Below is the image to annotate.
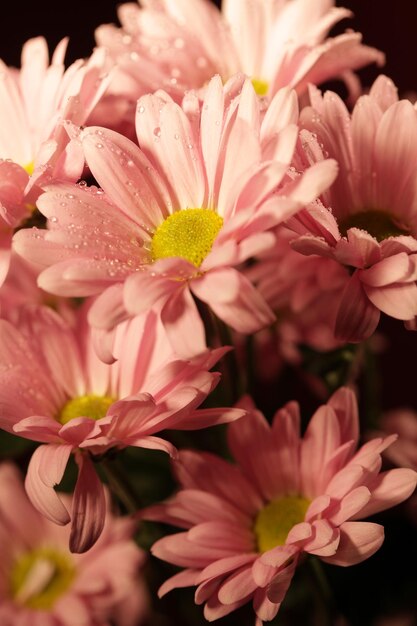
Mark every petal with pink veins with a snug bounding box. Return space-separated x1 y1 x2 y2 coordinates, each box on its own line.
363 281 417 320
353 468 417 519
25 444 72 525
161 286 207 357
192 268 275 334
321 521 384 566
70 452 106 553
335 271 380 342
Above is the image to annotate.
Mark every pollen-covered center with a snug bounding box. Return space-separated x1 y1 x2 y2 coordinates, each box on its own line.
10 547 75 610
59 394 116 425
254 496 310 553
151 208 224 267
251 78 269 97
339 209 409 242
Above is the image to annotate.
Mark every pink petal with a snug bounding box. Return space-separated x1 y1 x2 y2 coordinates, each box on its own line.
123 270 178 316
161 286 207 357
264 558 297 606
218 567 257 605
81 126 169 231
130 435 178 458
321 521 384 566
355 468 417 518
69 453 106 553
192 268 275 334
363 281 417 320
59 417 102 446
361 253 417 287
328 387 359 449
335 271 380 342
254 587 281 621
328 486 371 526
175 449 262 516
201 75 224 205
177 407 246 430
13 415 61 443
25 444 72 525
300 405 341 497
158 569 199 598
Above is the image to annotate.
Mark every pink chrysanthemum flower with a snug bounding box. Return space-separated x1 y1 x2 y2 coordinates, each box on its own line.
0 304 242 552
144 388 417 624
0 37 110 286
247 226 348 361
95 0 383 105
288 75 417 342
0 463 148 626
14 76 337 356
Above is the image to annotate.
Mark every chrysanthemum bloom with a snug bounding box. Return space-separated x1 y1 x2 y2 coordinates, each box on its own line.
0 37 110 286
0 304 242 552
247 226 348 363
14 76 337 357
144 388 417 623
0 463 148 626
287 75 417 342
95 0 383 106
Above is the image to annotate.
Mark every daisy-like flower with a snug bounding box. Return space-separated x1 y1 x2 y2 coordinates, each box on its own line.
13 76 337 357
288 75 417 342
0 304 242 552
144 388 417 624
0 463 148 626
95 0 383 105
0 36 110 286
247 226 348 362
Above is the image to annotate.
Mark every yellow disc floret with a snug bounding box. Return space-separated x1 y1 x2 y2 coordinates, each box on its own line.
339 209 409 242
252 78 269 97
23 161 34 176
254 496 311 553
11 547 75 610
59 394 116 424
151 208 224 268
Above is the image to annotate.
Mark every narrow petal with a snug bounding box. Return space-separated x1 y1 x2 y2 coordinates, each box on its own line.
69 453 106 553
192 269 275 334
25 444 72 525
335 271 380 342
355 468 417 518
321 521 384 566
161 286 207 357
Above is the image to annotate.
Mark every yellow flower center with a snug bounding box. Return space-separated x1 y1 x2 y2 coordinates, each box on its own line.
23 161 34 176
254 496 310 553
151 208 223 267
59 394 116 425
339 209 409 242
251 78 269 97
10 547 75 610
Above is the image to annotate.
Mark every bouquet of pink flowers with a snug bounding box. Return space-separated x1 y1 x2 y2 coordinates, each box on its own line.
0 1 416 625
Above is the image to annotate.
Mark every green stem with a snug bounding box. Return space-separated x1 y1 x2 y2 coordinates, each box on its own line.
212 314 246 403
100 457 141 514
307 557 336 626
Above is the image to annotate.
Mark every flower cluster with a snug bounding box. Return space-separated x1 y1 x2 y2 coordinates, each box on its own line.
0 1 416 625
